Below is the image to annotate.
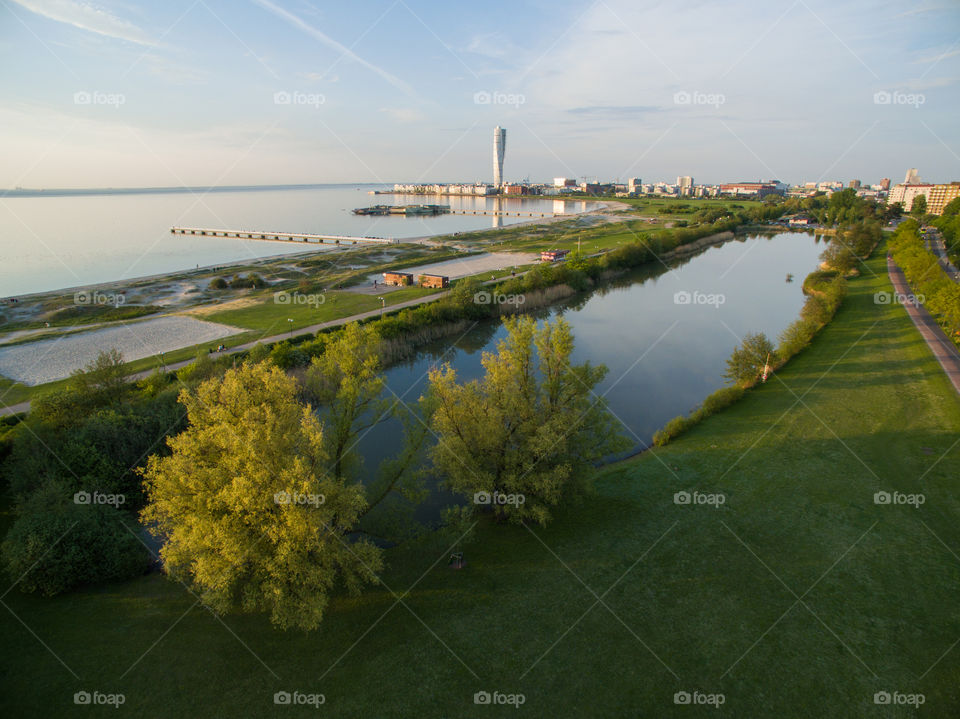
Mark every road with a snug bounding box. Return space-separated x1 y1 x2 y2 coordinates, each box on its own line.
922 226 960 282
887 257 960 396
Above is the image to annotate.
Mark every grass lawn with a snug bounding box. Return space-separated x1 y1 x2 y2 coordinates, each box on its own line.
2 245 960 717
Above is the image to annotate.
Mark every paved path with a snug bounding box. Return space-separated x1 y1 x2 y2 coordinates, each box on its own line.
888 257 960 395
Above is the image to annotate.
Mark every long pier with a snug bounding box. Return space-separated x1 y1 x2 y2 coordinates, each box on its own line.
170 227 396 245
447 209 562 218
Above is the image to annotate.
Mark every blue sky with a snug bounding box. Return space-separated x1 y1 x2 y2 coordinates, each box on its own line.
1 0 958 188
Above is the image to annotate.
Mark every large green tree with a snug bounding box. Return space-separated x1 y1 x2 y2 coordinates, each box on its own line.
140 362 381 630
426 316 627 526
725 332 777 385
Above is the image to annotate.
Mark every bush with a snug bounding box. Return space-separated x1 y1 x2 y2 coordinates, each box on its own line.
2 498 148 596
210 277 228 290
270 341 309 369
652 415 692 447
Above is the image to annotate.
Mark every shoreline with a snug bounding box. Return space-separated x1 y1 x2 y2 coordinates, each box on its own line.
3 202 611 302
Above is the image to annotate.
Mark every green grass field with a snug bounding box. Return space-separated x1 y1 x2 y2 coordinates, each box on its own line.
2 243 960 717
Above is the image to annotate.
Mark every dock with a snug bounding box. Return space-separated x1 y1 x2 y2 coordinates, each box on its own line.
170 227 396 245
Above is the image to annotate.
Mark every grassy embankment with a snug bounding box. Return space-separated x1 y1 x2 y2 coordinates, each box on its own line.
2 243 959 717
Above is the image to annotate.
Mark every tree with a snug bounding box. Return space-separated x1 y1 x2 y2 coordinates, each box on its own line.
305 322 391 483
140 362 381 630
820 240 858 274
69 348 129 406
426 316 628 526
910 194 928 218
724 332 776 385
305 322 428 537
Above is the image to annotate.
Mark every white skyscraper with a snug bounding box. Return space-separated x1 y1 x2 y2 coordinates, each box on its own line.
493 126 506 187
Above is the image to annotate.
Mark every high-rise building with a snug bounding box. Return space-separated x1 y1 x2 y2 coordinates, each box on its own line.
904 168 920 184
493 126 506 187
880 178 891 191
849 179 861 189
628 178 642 194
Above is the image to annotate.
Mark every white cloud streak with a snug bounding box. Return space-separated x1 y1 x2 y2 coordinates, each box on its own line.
250 0 415 97
9 0 158 46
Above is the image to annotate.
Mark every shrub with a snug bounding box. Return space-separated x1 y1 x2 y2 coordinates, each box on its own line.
2 498 148 596
652 415 692 447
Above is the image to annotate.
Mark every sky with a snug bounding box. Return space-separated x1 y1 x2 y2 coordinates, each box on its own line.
1 0 958 188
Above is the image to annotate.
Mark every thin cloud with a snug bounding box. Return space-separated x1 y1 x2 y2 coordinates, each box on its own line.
9 0 158 46
251 0 416 97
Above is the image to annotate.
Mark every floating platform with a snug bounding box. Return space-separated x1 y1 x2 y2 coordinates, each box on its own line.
354 204 451 216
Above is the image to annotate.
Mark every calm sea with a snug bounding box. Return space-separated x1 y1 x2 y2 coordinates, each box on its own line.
0 184 595 297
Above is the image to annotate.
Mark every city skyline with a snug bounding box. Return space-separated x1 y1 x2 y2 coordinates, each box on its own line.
1 1 958 189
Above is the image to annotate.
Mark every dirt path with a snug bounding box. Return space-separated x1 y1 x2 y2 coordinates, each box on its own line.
888 257 960 395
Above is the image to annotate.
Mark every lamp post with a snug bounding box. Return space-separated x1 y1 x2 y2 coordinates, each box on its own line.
377 296 385 317
287 318 293 338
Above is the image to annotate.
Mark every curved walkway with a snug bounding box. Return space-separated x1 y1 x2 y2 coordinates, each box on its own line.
887 256 960 395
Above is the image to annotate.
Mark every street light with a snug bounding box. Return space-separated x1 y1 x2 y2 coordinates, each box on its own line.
377 296 385 317
287 317 293 337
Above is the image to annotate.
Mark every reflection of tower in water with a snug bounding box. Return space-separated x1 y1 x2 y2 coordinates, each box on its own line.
492 196 503 228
